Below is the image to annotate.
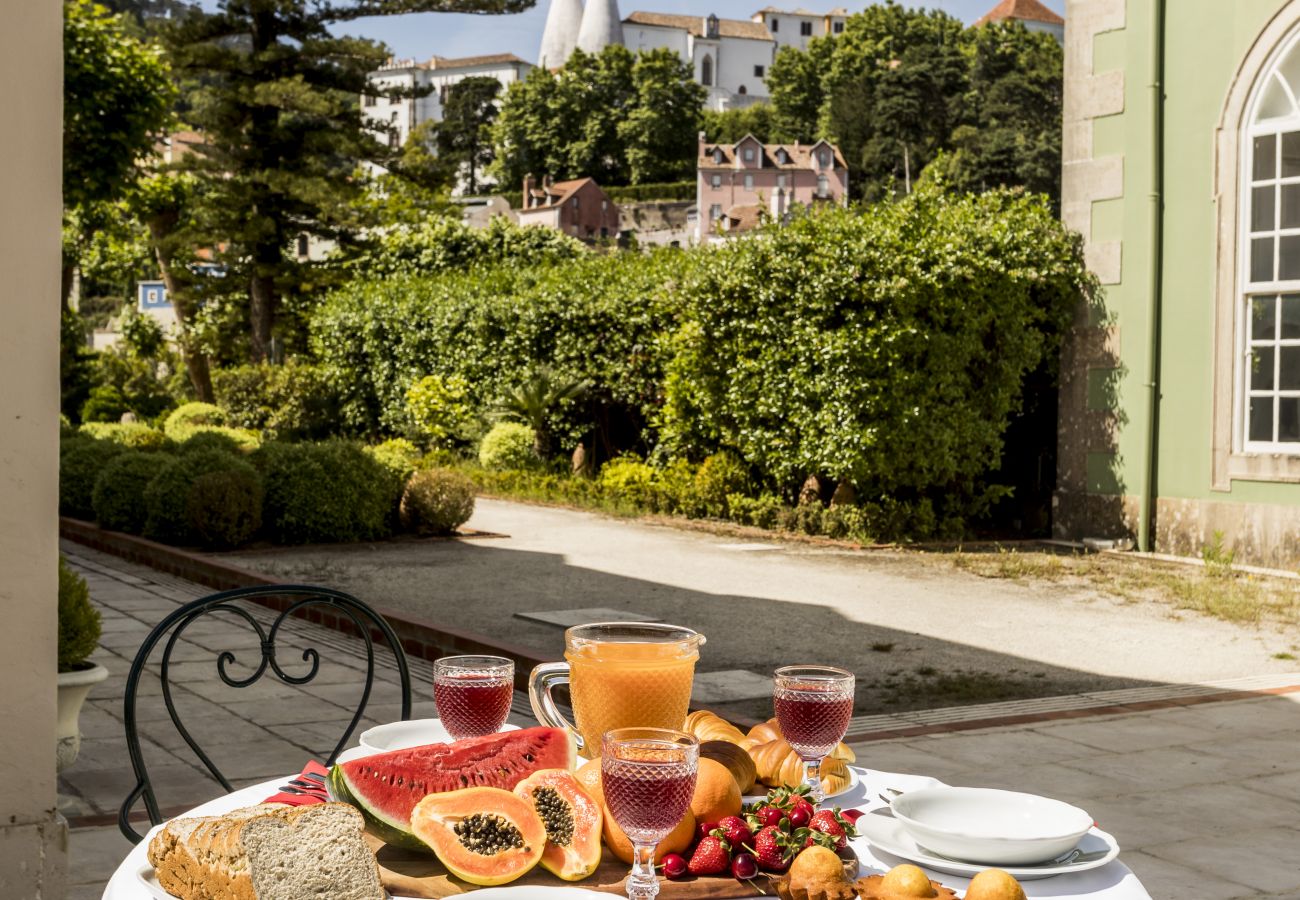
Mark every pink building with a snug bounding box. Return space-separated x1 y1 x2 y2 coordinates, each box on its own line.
696 133 848 240
517 175 621 241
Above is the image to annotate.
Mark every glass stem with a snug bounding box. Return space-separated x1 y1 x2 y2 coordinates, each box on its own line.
803 757 825 805
626 841 660 900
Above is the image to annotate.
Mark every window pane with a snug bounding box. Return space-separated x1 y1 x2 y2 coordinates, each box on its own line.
1259 77 1294 122
1252 237 1275 282
1283 131 1300 177
1281 347 1300 389
1283 184 1300 228
1282 294 1300 338
1252 346 1276 390
1250 396 1276 442
1281 235 1300 280
1254 185 1277 231
1252 295 1278 339
1280 398 1300 442
1255 134 1278 181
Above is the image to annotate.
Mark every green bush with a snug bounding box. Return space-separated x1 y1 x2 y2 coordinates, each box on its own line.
728 493 783 529
80 384 130 423
366 438 422 484
58 555 101 671
478 422 538 470
211 360 338 440
163 402 227 440
79 421 171 450
399 468 476 535
598 456 658 507
177 426 261 454
60 438 128 519
348 215 584 280
59 413 75 436
92 451 168 533
405 374 477 447
255 440 399 544
186 469 263 549
143 449 256 544
693 451 749 518
605 181 695 202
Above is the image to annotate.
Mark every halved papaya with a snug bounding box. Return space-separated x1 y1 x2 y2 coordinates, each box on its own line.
513 769 603 881
409 787 546 886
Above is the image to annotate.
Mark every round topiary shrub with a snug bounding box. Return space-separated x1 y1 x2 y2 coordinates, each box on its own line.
478 422 538 471
255 440 399 544
92 451 168 534
399 468 476 535
598 456 658 507
186 468 263 549
58 555 101 672
163 402 227 440
79 421 172 451
366 437 422 484
59 439 128 519
177 426 261 453
143 449 258 544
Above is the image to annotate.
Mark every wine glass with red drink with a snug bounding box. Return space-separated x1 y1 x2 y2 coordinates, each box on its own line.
433 655 514 740
602 728 699 900
773 665 855 804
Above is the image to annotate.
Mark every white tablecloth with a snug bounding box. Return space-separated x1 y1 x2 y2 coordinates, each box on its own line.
103 766 1151 899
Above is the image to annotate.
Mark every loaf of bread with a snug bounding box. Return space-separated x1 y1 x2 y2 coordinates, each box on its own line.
148 802 384 900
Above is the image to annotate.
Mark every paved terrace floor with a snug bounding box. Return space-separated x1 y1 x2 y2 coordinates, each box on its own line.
62 543 1300 900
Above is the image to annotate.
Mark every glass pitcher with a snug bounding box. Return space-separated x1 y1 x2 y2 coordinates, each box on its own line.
529 622 705 754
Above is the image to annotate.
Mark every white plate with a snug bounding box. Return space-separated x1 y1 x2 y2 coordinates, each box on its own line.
743 766 861 805
854 809 1120 881
360 719 520 753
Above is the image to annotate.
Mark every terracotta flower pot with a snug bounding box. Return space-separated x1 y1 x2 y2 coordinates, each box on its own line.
56 661 108 772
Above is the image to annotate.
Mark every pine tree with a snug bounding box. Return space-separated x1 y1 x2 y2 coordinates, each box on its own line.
435 76 502 194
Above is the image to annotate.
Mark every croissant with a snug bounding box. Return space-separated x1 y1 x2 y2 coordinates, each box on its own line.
742 718 856 763
748 738 853 795
683 710 748 745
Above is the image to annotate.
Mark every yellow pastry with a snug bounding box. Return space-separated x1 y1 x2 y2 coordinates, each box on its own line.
854 864 958 900
776 846 857 900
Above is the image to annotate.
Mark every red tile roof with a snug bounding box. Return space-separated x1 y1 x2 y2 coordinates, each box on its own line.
624 11 772 41
699 136 848 171
525 177 604 210
975 0 1064 27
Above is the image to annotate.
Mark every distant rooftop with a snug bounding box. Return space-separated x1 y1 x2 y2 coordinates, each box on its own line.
974 0 1065 27
378 52 529 72
624 11 772 40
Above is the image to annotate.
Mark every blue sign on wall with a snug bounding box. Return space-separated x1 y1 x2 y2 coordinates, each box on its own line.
138 281 170 310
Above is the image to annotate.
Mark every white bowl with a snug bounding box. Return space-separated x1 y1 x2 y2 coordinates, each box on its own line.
890 787 1093 865
359 719 518 753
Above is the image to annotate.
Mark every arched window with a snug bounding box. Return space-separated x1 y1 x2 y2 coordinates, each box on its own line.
1241 30 1300 450
701 55 713 87
738 84 747 96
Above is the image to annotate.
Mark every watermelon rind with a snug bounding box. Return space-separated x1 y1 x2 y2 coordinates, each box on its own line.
330 726 576 852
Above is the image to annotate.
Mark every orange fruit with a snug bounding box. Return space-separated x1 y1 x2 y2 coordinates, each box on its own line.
575 757 603 797
689 757 742 824
603 806 695 865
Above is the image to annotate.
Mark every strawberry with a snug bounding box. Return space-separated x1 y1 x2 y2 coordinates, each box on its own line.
749 825 797 872
688 835 731 876
805 809 855 851
712 815 753 848
841 808 864 825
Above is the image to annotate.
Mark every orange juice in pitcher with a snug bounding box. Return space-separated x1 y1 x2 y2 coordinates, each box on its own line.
529 623 704 754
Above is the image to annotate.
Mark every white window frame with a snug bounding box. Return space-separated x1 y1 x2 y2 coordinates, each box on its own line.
744 173 754 190
711 174 722 189
1237 28 1300 454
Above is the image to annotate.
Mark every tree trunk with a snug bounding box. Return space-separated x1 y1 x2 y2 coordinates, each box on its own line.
248 273 276 363
149 216 215 402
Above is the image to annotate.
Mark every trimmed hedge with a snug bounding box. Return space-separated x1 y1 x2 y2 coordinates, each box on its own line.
79 422 171 450
60 438 128 519
163 402 227 439
93 451 169 533
186 469 263 549
400 468 475 535
254 440 400 544
143 449 258 544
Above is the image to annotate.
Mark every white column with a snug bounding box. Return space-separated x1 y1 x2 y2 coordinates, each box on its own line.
0 0 67 896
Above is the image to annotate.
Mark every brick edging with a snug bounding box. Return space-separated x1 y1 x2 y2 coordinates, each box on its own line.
59 518 760 729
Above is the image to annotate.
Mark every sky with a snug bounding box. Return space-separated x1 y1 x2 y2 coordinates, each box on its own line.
239 0 1066 67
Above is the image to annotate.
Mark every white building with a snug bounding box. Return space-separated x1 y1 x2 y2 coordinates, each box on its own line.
750 7 848 51
623 11 776 111
362 53 533 150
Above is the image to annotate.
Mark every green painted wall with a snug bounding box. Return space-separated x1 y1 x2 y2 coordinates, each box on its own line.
1100 0 1300 507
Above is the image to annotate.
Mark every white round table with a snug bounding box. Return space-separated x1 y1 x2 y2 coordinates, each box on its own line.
104 766 1151 899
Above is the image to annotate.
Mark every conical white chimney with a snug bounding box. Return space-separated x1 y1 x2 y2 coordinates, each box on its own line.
576 0 623 55
539 0 584 69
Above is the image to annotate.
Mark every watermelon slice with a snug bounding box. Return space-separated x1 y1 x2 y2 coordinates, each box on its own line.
330 726 576 850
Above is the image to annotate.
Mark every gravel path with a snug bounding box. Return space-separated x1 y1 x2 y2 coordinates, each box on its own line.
223 499 1297 720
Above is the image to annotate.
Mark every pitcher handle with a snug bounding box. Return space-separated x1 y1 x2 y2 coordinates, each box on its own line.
528 662 585 753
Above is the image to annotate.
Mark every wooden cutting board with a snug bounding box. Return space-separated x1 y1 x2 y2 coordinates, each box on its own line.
366 833 858 898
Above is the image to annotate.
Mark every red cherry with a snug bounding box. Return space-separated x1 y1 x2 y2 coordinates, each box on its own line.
787 805 811 828
755 806 785 828
662 853 689 880
697 821 718 843
731 852 759 880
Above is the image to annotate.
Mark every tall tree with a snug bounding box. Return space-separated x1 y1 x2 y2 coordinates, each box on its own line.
160 0 533 362
938 22 1063 202
701 102 777 145
435 75 501 194
619 50 706 184
63 0 175 307
765 37 835 143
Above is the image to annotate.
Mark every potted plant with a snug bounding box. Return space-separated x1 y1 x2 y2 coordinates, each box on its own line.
56 555 107 771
